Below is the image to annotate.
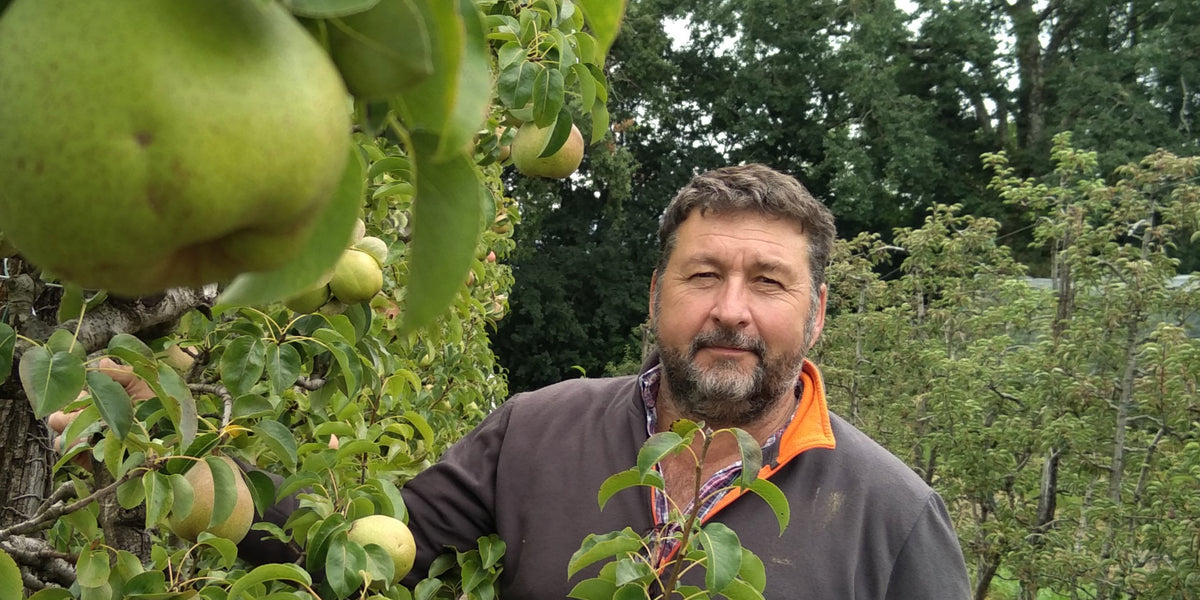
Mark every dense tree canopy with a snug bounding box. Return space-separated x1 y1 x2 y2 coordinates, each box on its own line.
497 0 1200 391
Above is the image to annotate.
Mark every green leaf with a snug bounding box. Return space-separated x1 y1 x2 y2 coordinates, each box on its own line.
217 148 364 307
402 410 435 447
56 283 84 324
107 333 155 366
598 467 663 509
744 478 790 535
737 548 767 593
414 578 442 600
361 543 396 590
477 534 505 569
195 531 240 569
253 420 299 472
0 549 21 600
86 370 133 440
394 0 491 161
575 0 627 59
567 528 643 578
589 101 610 144
20 346 86 418
204 456 238 531
156 362 197 449
326 532 368 598
117 475 146 509
719 578 764 600
226 564 313 600
497 56 542 115
0 323 14 382
265 342 302 396
729 428 763 483
220 336 266 397
636 431 684 477
536 108 576 159
79 584 111 600
613 557 653 586
613 583 646 600
366 477 407 521
28 590 74 600
169 472 194 523
312 329 361 397
245 470 278 519
400 133 485 332
567 578 617 600
570 62 596 111
306 514 350 573
284 0 380 18
531 67 566 128
698 522 741 594
144 470 171 529
76 548 110 588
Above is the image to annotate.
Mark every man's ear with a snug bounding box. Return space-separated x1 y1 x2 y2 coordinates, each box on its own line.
807 283 828 350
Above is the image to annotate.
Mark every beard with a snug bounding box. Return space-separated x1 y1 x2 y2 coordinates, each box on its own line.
655 325 807 428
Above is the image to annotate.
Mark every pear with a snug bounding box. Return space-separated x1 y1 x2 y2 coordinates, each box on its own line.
347 514 417 586
0 0 351 295
284 283 332 314
354 236 390 267
511 123 585 179
168 455 254 543
329 249 384 304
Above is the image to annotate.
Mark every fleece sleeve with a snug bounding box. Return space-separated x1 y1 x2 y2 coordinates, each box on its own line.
398 399 516 586
884 492 972 600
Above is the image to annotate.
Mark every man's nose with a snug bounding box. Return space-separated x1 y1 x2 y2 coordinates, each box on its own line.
709 280 751 328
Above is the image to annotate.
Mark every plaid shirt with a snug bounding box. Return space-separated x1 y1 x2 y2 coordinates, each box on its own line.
638 365 796 567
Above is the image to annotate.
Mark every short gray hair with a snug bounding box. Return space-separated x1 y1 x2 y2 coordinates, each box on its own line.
656 164 836 292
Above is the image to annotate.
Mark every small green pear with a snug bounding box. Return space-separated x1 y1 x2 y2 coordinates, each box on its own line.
284 284 331 314
354 236 389 266
511 123 585 179
329 249 384 304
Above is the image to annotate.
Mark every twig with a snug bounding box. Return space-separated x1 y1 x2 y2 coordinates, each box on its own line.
188 383 235 428
0 466 144 540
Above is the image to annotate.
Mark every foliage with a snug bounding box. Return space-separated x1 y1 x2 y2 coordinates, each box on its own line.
0 0 629 597
568 420 784 600
815 136 1200 599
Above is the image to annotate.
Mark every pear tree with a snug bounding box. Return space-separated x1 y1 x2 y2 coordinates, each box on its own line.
0 0 627 597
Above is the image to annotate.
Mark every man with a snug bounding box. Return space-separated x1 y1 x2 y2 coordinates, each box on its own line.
398 164 971 598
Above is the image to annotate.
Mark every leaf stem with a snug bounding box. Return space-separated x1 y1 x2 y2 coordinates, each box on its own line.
660 430 713 598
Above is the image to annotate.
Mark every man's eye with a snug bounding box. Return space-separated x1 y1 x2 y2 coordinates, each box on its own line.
756 277 783 287
689 272 717 280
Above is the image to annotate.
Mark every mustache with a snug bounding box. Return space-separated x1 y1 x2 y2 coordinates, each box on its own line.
690 329 765 358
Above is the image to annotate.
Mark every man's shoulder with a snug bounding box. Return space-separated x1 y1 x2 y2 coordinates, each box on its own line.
509 374 641 406
501 374 643 423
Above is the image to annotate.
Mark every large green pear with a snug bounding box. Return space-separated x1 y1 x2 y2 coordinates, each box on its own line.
167 455 255 544
0 0 351 295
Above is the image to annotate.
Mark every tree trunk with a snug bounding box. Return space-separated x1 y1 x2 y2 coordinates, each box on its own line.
0 386 52 530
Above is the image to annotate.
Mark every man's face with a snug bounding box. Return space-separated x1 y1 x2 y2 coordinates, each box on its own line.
650 209 827 427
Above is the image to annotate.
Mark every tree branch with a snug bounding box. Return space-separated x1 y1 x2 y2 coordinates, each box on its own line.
14 285 219 357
